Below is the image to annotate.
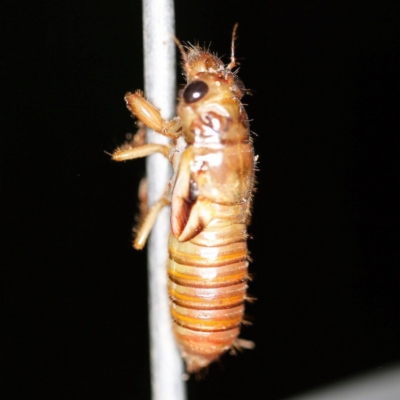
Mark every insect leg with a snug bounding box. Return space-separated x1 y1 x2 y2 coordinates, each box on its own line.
125 90 182 139
111 117 172 161
134 186 171 250
112 143 169 162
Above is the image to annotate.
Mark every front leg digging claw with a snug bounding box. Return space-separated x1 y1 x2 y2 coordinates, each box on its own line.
125 90 182 139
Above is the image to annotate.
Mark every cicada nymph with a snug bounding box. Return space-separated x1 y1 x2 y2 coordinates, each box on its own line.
112 26 256 373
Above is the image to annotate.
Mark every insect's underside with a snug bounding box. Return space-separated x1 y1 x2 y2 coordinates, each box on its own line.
112 30 255 373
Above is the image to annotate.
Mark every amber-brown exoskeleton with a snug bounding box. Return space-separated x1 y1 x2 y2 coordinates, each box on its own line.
112 26 255 373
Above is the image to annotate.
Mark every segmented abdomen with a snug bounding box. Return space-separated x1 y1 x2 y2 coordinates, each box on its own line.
167 203 249 372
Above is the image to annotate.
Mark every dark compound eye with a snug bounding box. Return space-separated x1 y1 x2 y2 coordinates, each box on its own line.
183 81 209 104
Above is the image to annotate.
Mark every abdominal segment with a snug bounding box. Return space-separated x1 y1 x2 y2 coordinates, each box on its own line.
167 211 249 372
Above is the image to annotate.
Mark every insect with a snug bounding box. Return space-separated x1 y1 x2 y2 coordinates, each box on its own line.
112 26 255 373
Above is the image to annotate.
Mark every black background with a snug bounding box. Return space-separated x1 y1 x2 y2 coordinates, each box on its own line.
3 1 400 399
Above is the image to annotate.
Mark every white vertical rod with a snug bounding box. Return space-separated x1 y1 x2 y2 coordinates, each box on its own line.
142 1 187 399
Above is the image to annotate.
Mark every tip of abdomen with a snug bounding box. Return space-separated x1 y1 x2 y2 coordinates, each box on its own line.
174 324 240 373
183 353 217 373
